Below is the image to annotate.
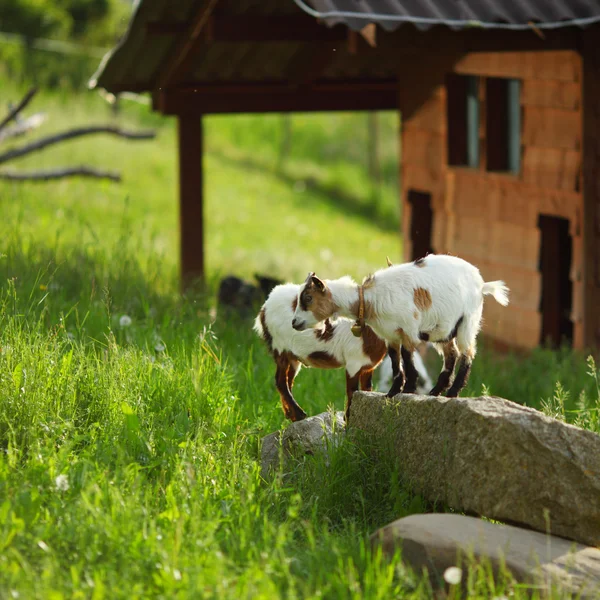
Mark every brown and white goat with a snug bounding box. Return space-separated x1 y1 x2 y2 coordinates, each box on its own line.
253 282 387 422
291 254 509 399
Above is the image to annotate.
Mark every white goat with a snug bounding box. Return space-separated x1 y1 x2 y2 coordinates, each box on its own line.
253 282 387 422
291 254 509 398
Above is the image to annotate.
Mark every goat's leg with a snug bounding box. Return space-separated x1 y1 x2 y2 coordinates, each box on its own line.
429 340 458 396
287 358 301 390
345 371 361 423
386 343 405 398
446 353 473 398
359 368 373 391
275 353 307 421
400 346 419 394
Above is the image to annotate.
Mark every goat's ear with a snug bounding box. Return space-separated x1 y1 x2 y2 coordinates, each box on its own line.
311 275 326 292
305 271 315 284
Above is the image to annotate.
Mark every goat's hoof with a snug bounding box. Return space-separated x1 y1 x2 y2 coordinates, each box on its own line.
290 410 308 422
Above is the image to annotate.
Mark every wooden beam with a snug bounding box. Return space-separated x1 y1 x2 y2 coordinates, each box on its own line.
581 28 600 351
155 80 398 115
157 0 219 88
178 114 204 288
146 15 347 42
286 42 343 86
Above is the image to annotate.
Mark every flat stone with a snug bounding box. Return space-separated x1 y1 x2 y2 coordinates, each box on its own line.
260 410 345 480
349 392 600 547
371 513 600 598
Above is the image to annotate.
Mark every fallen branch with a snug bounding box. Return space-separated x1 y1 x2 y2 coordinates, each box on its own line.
0 87 38 133
0 125 156 165
0 166 121 182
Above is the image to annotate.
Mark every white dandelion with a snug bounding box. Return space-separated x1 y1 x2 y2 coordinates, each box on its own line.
443 566 463 586
119 315 132 328
55 474 70 492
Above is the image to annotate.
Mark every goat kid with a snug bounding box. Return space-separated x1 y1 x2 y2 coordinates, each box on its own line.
253 282 387 422
291 254 509 398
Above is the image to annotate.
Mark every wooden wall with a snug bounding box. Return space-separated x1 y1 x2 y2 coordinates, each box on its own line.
400 50 584 350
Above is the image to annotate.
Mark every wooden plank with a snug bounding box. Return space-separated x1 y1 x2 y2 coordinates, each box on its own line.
155 82 398 114
489 221 540 271
403 93 445 134
482 302 542 349
454 51 581 82
157 0 219 87
522 107 581 151
458 254 542 312
431 209 450 253
402 164 442 194
450 169 582 226
521 80 581 110
522 147 581 192
402 130 444 172
178 114 204 287
451 216 490 261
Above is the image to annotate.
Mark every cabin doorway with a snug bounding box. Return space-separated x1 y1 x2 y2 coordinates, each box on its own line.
408 190 434 261
538 214 573 348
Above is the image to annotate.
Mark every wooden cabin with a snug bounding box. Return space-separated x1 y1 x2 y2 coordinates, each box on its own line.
91 0 600 352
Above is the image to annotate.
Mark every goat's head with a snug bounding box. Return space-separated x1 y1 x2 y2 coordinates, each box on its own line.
292 272 335 331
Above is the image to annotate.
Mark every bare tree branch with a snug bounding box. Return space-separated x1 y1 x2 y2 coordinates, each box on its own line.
0 125 156 165
0 87 38 134
0 166 121 182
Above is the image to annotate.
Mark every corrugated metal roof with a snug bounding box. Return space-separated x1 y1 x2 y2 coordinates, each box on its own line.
90 0 600 95
304 0 600 31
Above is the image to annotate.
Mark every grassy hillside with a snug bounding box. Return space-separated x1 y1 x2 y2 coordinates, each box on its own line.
0 80 598 599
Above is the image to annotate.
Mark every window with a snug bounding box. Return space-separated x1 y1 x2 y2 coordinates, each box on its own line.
446 74 521 175
486 77 521 173
446 74 479 168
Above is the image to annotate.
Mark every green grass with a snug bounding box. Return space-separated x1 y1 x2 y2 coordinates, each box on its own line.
1 79 599 599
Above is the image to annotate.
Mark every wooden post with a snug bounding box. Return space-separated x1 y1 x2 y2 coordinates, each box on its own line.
582 29 600 351
177 113 204 290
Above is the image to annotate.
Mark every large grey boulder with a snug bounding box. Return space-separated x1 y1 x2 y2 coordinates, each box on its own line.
261 410 345 480
371 513 600 598
349 392 600 547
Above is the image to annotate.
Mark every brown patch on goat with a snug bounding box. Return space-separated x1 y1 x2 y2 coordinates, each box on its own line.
314 319 335 342
361 326 387 365
414 257 426 268
301 281 338 322
395 327 416 352
413 287 432 311
306 351 342 369
413 311 419 320
259 308 273 354
291 297 298 312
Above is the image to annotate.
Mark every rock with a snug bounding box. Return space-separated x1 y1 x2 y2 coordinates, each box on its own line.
371 513 600 598
260 410 345 480
349 392 600 547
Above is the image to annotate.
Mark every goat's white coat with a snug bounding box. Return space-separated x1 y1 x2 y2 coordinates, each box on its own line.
293 254 509 358
254 283 383 377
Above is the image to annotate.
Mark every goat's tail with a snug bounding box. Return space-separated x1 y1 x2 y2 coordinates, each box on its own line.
482 281 510 306
253 308 265 339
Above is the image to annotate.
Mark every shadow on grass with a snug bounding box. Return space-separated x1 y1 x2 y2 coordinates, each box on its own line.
210 148 399 233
